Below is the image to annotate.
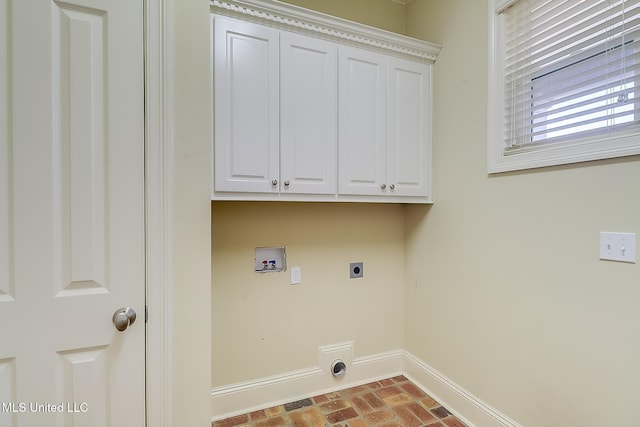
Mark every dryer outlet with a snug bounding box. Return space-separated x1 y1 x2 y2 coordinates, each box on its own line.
318 341 354 378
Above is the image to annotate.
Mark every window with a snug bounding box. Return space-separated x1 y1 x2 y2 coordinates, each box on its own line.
488 0 640 173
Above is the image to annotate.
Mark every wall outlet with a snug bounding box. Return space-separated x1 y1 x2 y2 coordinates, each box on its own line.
290 266 301 284
600 232 636 263
350 262 363 278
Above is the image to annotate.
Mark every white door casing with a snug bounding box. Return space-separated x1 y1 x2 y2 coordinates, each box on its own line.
1 0 145 425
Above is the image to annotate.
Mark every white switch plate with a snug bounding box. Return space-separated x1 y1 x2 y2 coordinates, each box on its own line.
599 232 636 263
290 266 301 285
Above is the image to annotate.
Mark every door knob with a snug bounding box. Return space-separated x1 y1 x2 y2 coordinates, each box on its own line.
112 307 137 332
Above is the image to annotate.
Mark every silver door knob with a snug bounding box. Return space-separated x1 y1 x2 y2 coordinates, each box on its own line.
272 179 278 186
112 307 137 332
284 180 290 187
390 184 395 190
381 184 387 190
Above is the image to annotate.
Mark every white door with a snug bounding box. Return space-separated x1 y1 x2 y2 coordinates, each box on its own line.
280 31 337 195
338 45 387 196
387 57 431 197
0 0 145 425
213 16 280 194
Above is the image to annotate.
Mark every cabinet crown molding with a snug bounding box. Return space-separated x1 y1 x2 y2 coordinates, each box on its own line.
211 0 441 63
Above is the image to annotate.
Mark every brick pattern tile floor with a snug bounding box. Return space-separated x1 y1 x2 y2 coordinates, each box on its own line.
212 375 467 427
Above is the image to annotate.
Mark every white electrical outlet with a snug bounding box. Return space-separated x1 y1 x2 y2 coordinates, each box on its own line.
290 266 301 285
600 232 637 263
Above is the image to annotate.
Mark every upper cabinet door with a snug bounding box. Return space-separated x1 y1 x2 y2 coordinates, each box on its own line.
213 16 280 193
338 45 387 196
387 57 431 198
280 32 338 195
280 32 338 194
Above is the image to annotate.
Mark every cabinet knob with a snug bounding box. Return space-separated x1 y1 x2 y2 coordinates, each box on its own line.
380 184 387 190
272 179 278 186
390 184 395 190
284 180 290 187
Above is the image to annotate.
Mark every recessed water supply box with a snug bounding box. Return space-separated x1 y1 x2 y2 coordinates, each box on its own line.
255 246 287 273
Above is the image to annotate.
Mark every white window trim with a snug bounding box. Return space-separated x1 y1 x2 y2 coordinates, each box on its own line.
487 0 640 174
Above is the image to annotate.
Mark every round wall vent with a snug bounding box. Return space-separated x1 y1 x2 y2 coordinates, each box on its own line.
331 359 346 377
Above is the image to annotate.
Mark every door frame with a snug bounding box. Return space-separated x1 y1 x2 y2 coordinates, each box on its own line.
145 0 174 425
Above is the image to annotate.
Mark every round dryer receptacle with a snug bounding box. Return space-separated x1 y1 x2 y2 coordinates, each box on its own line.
331 359 346 377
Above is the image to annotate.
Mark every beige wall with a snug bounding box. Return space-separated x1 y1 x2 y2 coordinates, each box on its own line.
279 0 407 34
405 0 640 425
211 202 405 385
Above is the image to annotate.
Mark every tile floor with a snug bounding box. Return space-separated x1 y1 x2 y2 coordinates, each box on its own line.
212 375 467 427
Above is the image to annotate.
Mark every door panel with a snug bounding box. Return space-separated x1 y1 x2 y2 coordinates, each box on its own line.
1 0 145 425
387 57 430 197
214 16 280 193
57 346 109 427
0 358 16 426
53 3 109 297
338 45 387 196
280 32 337 195
0 0 11 304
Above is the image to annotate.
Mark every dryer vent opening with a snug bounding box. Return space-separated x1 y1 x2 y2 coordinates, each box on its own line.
331 359 346 377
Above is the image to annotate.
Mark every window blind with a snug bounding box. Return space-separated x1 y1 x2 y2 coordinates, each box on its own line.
501 0 640 152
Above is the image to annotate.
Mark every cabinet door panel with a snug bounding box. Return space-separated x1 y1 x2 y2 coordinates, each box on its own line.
387 57 431 197
214 16 279 193
338 46 387 196
280 32 337 195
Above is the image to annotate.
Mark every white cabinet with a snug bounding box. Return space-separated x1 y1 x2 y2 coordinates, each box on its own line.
213 16 280 193
214 17 337 196
386 57 431 197
211 1 440 203
280 32 338 195
338 47 431 198
338 46 387 196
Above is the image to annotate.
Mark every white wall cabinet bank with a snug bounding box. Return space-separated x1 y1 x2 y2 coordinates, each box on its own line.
213 16 337 195
211 0 440 203
338 47 431 198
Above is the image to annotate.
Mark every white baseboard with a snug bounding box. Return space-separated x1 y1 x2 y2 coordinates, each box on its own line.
210 350 404 420
211 350 521 427
401 351 522 427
